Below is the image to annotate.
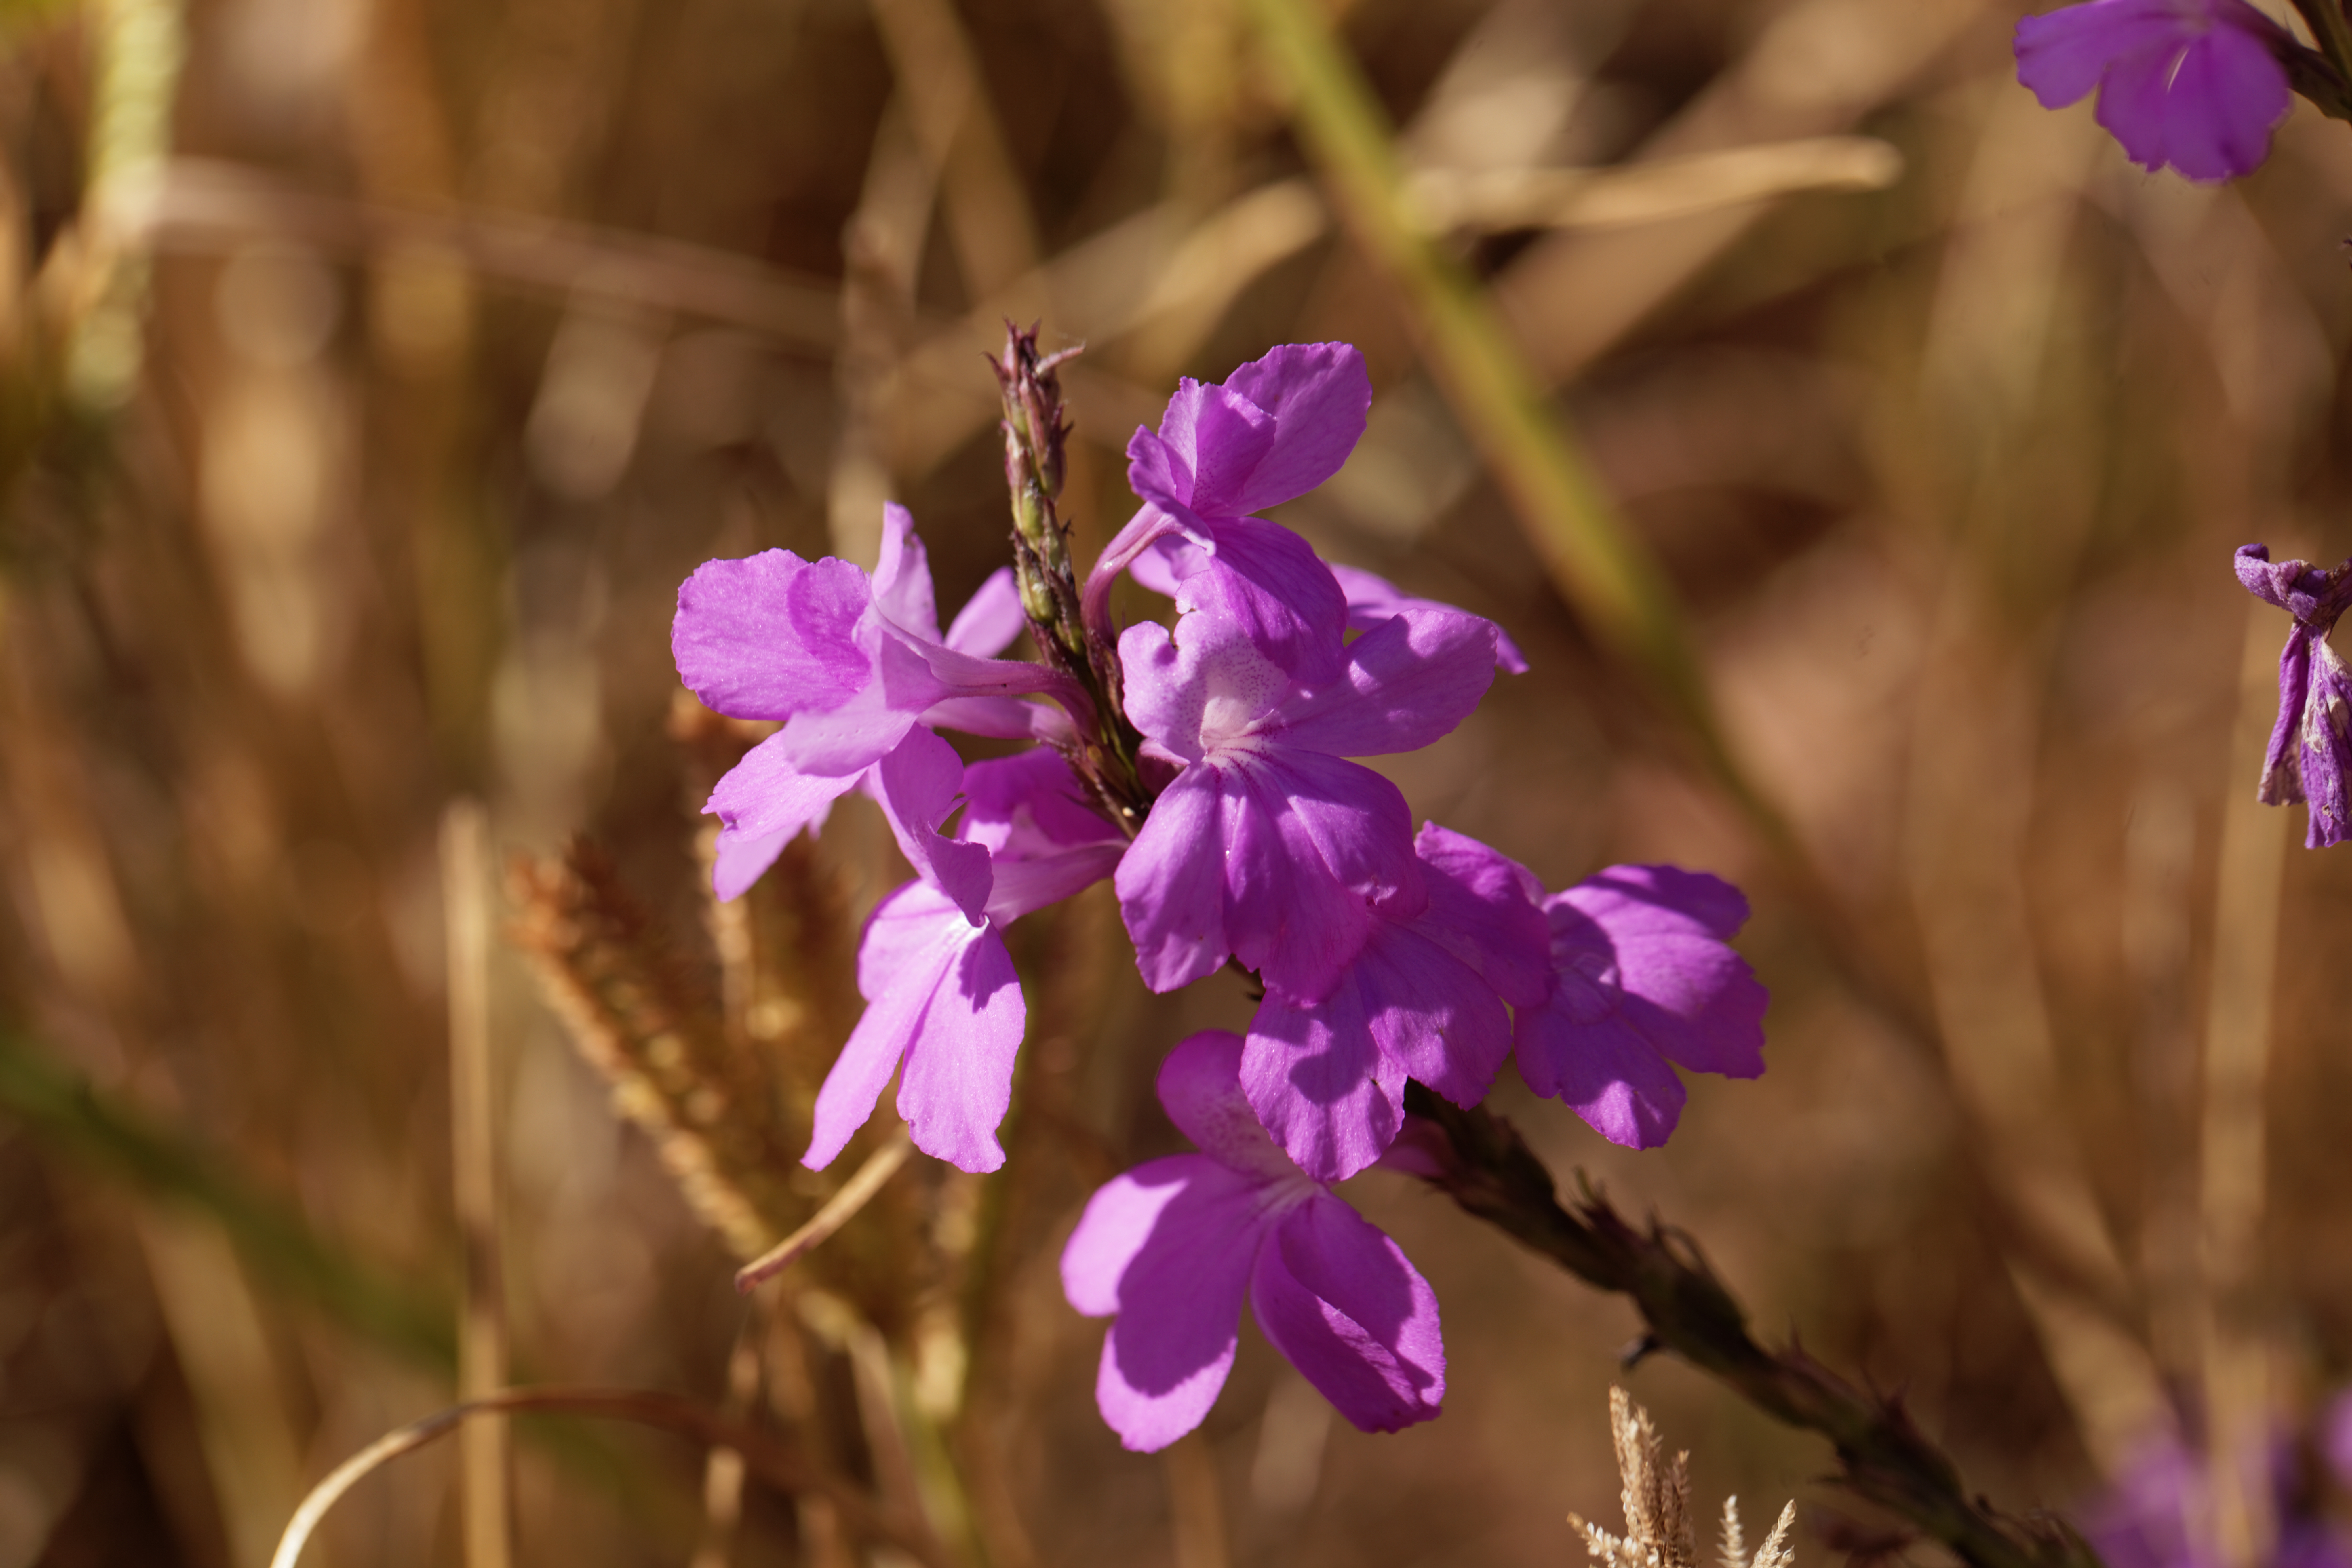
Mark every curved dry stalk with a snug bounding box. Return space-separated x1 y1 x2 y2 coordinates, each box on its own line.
736 1126 915 1292
268 1386 956 1568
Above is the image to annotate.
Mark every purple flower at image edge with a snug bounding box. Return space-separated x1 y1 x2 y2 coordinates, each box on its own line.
2014 0 2292 182
2237 544 2352 847
1514 864 1769 1149
2080 1419 2352 1568
1061 1030 1445 1452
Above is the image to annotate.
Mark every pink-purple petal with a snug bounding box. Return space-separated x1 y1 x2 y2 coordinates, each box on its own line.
943 566 1027 656
1113 764 1232 993
2161 21 2291 181
2015 0 2289 182
1329 562 1529 674
704 732 858 901
1223 750 1406 1001
806 883 963 1169
868 728 993 923
1216 343 1374 516
893 920 1025 1172
1412 823 1553 1007
672 550 872 720
1250 1194 1444 1434
1069 1156 1275 1452
1277 609 1498 757
870 502 941 639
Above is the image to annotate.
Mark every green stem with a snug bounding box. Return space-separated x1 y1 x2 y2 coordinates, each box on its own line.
1238 0 1760 803
0 1027 456 1369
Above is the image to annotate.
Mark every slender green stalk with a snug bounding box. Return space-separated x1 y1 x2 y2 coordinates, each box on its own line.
0 1027 456 1369
1401 1086 2104 1568
1238 0 1783 838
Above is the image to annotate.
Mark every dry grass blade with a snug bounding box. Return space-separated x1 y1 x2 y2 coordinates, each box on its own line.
507 843 805 1262
443 800 511 1568
267 1387 955 1568
120 157 841 343
736 1126 915 1292
1406 137 1901 234
1575 1393 1795 1568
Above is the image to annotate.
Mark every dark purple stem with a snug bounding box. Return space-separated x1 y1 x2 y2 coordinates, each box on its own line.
1399 1084 2105 1568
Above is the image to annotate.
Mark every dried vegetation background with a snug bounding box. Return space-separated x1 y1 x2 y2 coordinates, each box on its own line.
2 0 2350 1562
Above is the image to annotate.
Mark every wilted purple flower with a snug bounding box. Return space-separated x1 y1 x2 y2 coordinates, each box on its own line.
1244 823 1552 1181
1114 604 1498 1001
1514 865 1767 1149
1060 1030 1445 1451
2014 0 2292 182
1086 343 1371 682
2237 544 2352 848
673 504 1077 902
807 750 1125 1174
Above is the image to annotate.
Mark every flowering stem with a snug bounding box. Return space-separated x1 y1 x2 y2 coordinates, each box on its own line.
1400 1086 2106 1568
993 324 1153 832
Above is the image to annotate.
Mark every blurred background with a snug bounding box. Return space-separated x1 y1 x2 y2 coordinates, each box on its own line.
3 0 2352 1561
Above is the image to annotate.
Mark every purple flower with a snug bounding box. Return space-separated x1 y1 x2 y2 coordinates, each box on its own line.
1513 865 1767 1149
2237 544 2352 848
1243 823 1553 1181
2080 1429 2352 1568
807 750 1125 1174
673 504 1076 902
2015 0 2292 182
1060 1030 1445 1451
1327 563 1530 675
1114 603 1498 1001
1086 343 1372 683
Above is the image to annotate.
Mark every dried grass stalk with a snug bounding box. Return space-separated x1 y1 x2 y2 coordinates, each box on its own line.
508 840 808 1261
1571 1389 1793 1568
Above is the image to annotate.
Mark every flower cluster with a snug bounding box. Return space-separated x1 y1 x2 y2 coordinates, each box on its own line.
670 338 1768 1449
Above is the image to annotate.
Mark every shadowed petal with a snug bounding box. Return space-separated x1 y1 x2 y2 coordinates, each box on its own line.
1413 823 1552 1007
1064 1157 1275 1452
1515 994 1689 1148
1244 993 1402 1182
1156 1029 1313 1183
1251 1194 1444 1433
894 917 1024 1172
868 728 993 923
1277 610 1497 757
2298 639 2352 847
